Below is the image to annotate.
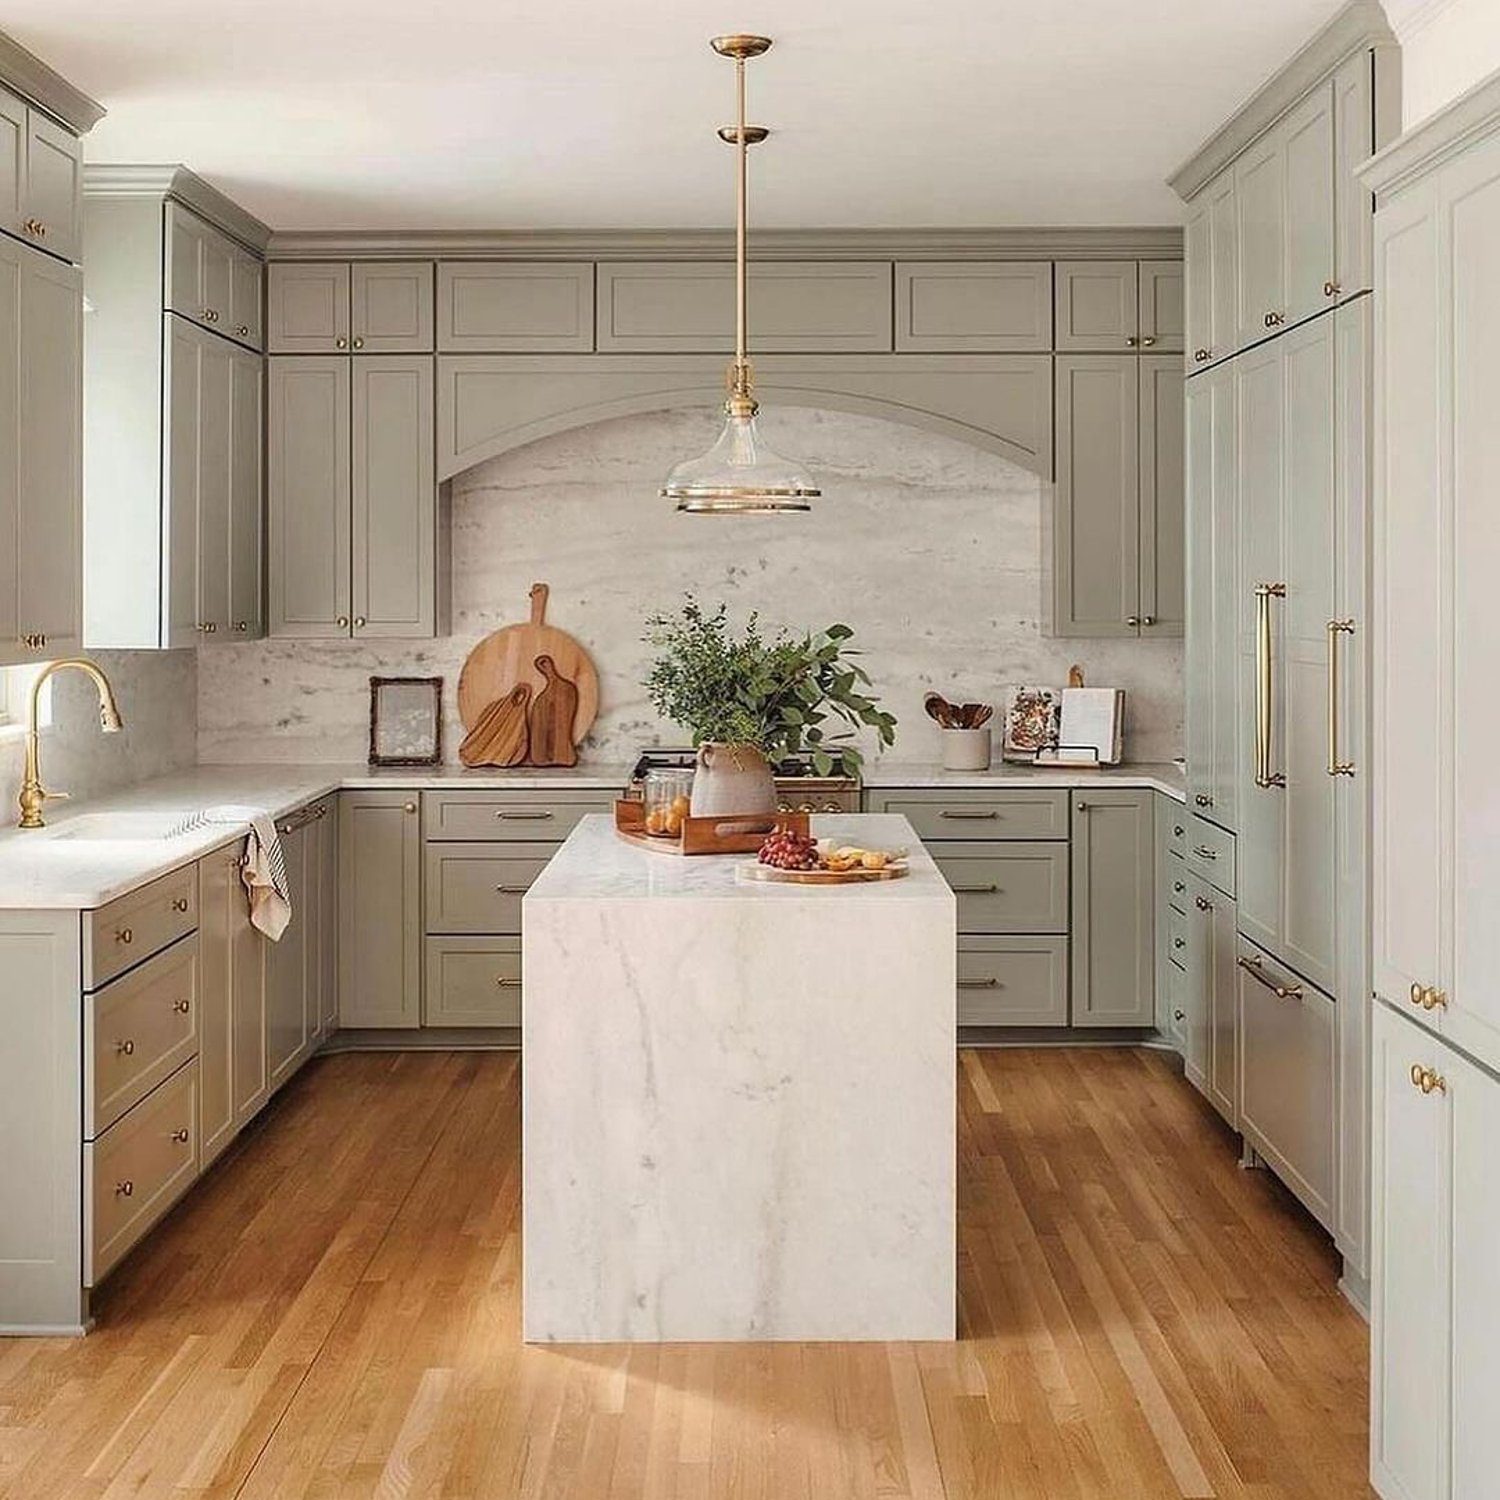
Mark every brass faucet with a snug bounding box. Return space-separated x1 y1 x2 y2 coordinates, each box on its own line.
17 659 124 829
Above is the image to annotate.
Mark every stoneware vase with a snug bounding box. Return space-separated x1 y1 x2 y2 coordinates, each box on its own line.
690 742 779 817
941 726 992 771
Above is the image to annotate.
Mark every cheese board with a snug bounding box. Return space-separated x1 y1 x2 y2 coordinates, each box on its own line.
736 861 910 885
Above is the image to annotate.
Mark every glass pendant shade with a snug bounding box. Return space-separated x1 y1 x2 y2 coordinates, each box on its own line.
661 407 821 514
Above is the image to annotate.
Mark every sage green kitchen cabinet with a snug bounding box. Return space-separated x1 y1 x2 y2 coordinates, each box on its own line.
436 261 594 352
0 86 82 264
1184 359 1238 829
595 261 893 353
0 236 81 665
229 852 268 1127
0 87 23 240
338 792 422 1030
1332 52 1375 304
1184 168 1238 370
1052 354 1183 638
166 201 263 351
1070 790 1154 1028
1054 261 1137 352
893 261 1052 352
314 792 339 1038
1138 261 1184 352
198 843 245 1168
264 818 310 1090
1153 795 1187 1037
1184 872 1237 1127
228 346 263 637
268 353 437 639
268 260 434 353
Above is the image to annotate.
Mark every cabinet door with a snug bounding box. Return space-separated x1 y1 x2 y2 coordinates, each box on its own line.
317 800 339 1035
16 249 81 657
338 792 421 1029
1070 790 1154 1027
1235 130 1286 350
265 822 309 1088
1054 261 1138 352
1445 137 1500 1075
1187 876 1237 1127
162 316 202 648
165 203 207 324
350 261 433 352
23 110 80 264
267 356 351 637
197 848 237 1167
1052 355 1139 637
1138 261 1183 353
200 229 233 334
1138 355 1184 638
228 346 263 638
1370 1002 1451 1500
1184 195 1212 370
894 261 1052 352
1371 181 1444 1023
303 807 326 1046
0 87 24 241
1282 83 1336 329
1333 52 1374 301
229 247 263 350
436 262 594 353
1208 170 1240 363
267 262 350 353
195 331 234 640
351 356 434 637
0 236 18 653
231 847 267 1125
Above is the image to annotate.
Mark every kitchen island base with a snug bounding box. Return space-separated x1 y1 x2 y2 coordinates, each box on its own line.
522 813 956 1343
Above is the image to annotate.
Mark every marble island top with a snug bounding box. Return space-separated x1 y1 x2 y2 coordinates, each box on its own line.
527 814 950 903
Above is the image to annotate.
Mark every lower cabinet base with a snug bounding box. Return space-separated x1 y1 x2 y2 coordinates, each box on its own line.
322 1026 521 1052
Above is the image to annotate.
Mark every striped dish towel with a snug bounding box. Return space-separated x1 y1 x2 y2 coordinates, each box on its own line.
202 805 291 940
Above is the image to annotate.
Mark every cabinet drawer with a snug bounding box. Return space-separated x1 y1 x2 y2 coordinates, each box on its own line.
422 791 613 842
425 843 553 934
931 842 1068 934
1162 804 1188 858
1237 939 1335 1230
86 865 199 989
867 790 1068 841
1165 905 1189 966
1184 815 1235 897
86 936 199 1139
1166 853 1189 914
1166 959 1188 1044
84 1060 199 1286
957 936 1068 1026
424 937 522 1027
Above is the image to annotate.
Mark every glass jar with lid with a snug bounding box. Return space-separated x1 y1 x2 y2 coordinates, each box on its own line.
643 767 694 837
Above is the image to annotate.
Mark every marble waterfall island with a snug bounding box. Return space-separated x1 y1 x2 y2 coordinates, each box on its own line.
523 813 956 1343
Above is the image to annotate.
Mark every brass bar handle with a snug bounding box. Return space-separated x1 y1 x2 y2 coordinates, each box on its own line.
957 978 1000 990
493 885 532 894
1192 844 1218 860
1327 618 1356 776
1236 953 1303 1001
495 810 555 821
939 809 999 820
1254 584 1287 789
951 884 1000 895
494 977 522 989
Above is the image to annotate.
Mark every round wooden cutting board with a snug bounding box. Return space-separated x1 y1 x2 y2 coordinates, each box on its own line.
457 583 599 745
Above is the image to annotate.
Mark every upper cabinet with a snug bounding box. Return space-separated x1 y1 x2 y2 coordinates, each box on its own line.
82 182 270 649
436 262 594 353
1185 170 1238 370
268 261 434 354
0 84 82 265
894 261 1051 352
1054 260 1182 353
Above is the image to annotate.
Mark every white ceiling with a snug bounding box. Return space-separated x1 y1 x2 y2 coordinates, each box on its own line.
14 0 1356 231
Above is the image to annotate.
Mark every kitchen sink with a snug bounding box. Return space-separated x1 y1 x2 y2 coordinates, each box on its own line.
45 811 208 843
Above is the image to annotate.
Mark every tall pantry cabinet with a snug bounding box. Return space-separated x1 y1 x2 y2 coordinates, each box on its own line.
1365 73 1500 1500
1170 0 1398 1287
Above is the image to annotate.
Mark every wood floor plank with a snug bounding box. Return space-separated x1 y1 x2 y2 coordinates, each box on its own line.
0 1046 1375 1499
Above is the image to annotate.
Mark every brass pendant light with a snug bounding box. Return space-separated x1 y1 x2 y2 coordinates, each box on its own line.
661 34 820 515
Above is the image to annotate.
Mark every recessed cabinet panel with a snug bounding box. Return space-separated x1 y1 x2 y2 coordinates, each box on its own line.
229 248 263 350
162 318 202 650
437 262 595 352
339 792 422 1029
1053 261 1138 352
268 356 351 637
596 261 893 353
424 937 522 1027
956 936 1068 1027
0 87 24 241
264 821 308 1087
1138 355 1184 637
1235 131 1286 350
268 262 351 353
194 333 234 639
1138 261 1184 352
228 347 263 637
1333 52 1375 301
22 110 80 264
1070 791 1154 1027
1282 83 1336 328
350 261 434 352
894 261 1051 352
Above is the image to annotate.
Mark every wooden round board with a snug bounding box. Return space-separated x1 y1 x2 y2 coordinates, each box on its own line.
737 861 910 885
457 582 599 743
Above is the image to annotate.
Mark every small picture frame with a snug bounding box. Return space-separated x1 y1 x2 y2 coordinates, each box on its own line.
369 676 443 767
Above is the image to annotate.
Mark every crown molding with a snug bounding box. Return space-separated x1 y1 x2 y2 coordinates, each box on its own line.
1168 0 1397 201
262 225 1183 263
83 164 272 252
0 29 104 134
1361 66 1500 199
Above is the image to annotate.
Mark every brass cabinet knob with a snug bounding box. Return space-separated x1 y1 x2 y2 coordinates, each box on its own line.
1195 895 1213 911
403 801 417 814
237 324 249 336
1409 981 1424 1006
1172 881 1186 894
234 621 248 632
352 336 365 349
172 1128 190 1143
1410 1064 1447 1095
1173 826 1185 838
173 998 191 1014
1194 794 1213 807
354 616 366 628
1126 615 1141 627
1264 310 1286 328
116 927 134 944
1141 615 1156 626
115 1180 134 1197
1324 280 1341 298
1126 335 1140 348
1173 936 1187 949
336 615 349 628
1194 349 1211 362
117 1039 135 1056
335 337 348 349
1173 1009 1186 1022
1141 335 1158 347
172 897 189 913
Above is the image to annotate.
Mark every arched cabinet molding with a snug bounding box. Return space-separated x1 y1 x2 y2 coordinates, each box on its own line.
435 354 1054 482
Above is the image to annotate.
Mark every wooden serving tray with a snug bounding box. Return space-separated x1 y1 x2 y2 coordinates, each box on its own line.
614 799 809 856
737 861 911 886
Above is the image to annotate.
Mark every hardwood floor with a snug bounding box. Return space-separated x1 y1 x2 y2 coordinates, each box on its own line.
0 1047 1373 1499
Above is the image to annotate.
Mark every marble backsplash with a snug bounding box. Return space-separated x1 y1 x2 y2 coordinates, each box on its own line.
0 650 198 816
198 408 1184 769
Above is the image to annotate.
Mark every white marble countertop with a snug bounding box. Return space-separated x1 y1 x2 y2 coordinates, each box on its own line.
862 759 1186 799
527 813 950 904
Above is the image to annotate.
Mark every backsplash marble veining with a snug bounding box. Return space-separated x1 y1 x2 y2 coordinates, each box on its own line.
0 650 198 817
198 408 1183 767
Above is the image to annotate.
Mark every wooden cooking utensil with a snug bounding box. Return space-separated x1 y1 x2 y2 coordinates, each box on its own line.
457 583 599 751
528 655 580 768
459 683 532 768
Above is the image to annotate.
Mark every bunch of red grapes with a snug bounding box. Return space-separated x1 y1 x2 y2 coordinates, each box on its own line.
758 828 820 870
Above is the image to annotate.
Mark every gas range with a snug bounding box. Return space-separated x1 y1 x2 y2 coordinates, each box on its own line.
627 748 862 814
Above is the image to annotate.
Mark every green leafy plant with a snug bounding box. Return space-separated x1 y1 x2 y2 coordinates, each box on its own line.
642 597 897 775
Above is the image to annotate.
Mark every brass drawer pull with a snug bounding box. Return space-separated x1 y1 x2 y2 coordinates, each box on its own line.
1192 844 1218 860
495 976 522 989
958 978 1000 990
171 1128 190 1143
116 1039 135 1056
172 999 191 1014
938 809 1000 820
1173 1008 1186 1022
1409 1064 1447 1096
1173 825 1184 838
171 897 190 913
951 884 1000 895
495 810 555 820
494 885 531 894
115 1180 134 1197
1236 953 1302 1001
